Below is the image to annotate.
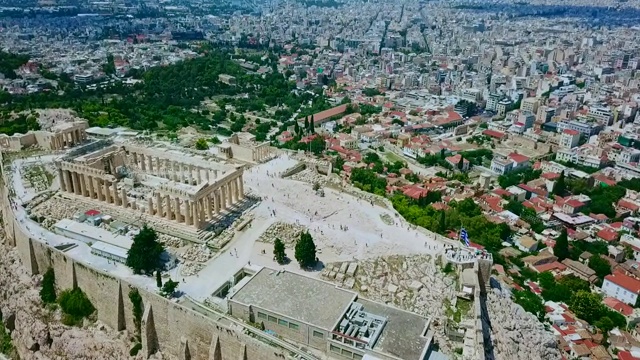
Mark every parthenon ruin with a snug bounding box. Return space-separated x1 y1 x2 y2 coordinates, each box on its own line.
55 143 246 234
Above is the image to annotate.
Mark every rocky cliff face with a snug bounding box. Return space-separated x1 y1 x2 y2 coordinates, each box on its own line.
484 286 561 360
0 234 173 360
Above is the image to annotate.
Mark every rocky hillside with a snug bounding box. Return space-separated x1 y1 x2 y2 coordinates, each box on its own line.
0 232 174 360
484 286 561 360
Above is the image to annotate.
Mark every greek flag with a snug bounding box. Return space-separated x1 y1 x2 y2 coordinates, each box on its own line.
460 228 470 247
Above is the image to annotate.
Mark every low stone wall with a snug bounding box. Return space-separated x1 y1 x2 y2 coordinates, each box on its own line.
0 169 291 360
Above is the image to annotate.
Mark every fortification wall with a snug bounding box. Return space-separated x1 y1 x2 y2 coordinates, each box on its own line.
0 178 290 360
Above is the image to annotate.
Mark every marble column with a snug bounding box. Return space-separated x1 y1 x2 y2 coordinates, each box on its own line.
213 190 220 214
147 197 154 215
192 201 200 228
132 152 138 167
71 172 80 195
174 197 182 222
81 174 89 197
141 155 146 171
238 176 244 199
64 170 72 193
220 185 227 210
205 195 213 220
197 167 202 184
188 165 193 184
230 179 237 203
113 182 120 206
97 179 104 201
200 199 206 225
58 168 67 192
205 170 210 182
165 159 171 179
184 199 192 226
172 162 179 182
104 181 111 203
87 175 95 199
148 155 154 173
180 164 185 183
155 192 162 217
121 188 128 208
165 195 172 220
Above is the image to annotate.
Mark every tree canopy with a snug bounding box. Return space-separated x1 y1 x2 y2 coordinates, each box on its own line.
126 226 165 275
295 231 317 268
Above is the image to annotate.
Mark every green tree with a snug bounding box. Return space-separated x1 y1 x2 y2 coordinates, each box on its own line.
161 279 179 298
594 316 615 334
588 255 612 280
126 226 165 275
195 138 209 150
553 171 566 196
58 288 95 326
309 136 325 155
457 155 464 171
513 289 545 320
295 231 317 268
273 238 286 265
334 155 345 173
554 228 570 261
40 268 57 304
439 211 446 233
156 270 162 288
210 136 221 144
570 290 605 322
538 271 556 290
304 117 310 133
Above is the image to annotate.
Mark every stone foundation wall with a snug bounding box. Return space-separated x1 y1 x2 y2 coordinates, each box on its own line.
0 175 290 360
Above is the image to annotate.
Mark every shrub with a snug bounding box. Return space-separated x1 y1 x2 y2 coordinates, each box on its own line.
40 268 57 304
130 343 142 356
58 288 95 326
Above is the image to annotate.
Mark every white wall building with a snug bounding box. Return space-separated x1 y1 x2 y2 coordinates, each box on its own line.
602 272 640 306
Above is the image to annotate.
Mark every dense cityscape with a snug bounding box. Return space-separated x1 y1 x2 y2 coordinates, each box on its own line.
2 0 640 360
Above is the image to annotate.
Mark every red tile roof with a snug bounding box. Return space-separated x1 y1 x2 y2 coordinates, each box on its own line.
597 227 619 242
565 199 585 208
563 129 580 135
482 129 506 139
541 172 560 180
619 199 640 211
618 351 640 360
508 152 530 164
603 297 633 316
605 270 640 294
534 261 567 273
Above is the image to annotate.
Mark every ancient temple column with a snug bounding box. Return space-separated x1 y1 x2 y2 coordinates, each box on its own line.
147 197 154 215
220 185 227 210
165 195 172 220
205 195 213 220
155 192 162 217
132 152 138 167
237 176 244 199
230 179 237 203
148 155 154 173
174 197 182 223
87 175 95 199
213 190 220 214
121 188 128 208
71 172 80 195
184 199 192 225
197 167 202 183
193 201 201 228
64 170 73 193
141 155 146 171
165 159 171 179
180 164 185 183
104 181 112 203
188 165 194 184
58 168 67 192
205 170 210 182
97 179 104 201
80 174 88 197
113 183 120 206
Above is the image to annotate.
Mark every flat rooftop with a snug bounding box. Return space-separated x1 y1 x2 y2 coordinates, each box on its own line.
230 268 356 330
357 298 430 360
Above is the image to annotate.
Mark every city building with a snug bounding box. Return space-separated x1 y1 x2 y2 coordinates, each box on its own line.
602 271 640 306
228 268 434 360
